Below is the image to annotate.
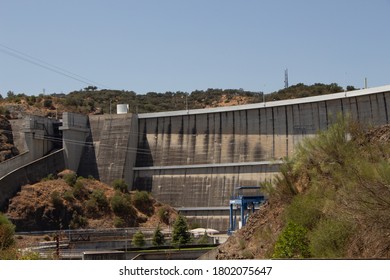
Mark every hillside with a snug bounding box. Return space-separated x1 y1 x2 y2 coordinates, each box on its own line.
6 170 177 232
0 83 352 118
216 120 390 259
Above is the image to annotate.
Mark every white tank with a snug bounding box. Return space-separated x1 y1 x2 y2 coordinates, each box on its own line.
117 104 129 114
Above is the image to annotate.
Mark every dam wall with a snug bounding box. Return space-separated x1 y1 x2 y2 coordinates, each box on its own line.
77 114 138 187
0 115 60 179
0 149 65 210
134 85 390 229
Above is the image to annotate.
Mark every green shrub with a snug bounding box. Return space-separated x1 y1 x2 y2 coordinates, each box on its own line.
133 191 153 214
50 191 63 209
90 189 109 211
63 190 74 202
85 198 99 216
64 173 77 187
0 213 15 250
110 192 133 217
72 181 87 200
285 191 323 230
113 217 125 228
43 98 53 108
132 230 145 247
157 206 171 224
272 222 310 259
112 179 128 193
69 212 88 229
309 219 351 258
41 173 56 181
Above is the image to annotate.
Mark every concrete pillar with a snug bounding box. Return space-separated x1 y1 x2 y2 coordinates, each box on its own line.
60 112 89 172
24 115 56 161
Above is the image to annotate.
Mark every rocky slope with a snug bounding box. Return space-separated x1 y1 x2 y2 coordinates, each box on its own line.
6 170 177 231
0 115 19 162
215 123 390 259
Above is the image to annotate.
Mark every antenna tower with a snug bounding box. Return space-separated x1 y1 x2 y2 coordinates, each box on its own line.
284 69 289 88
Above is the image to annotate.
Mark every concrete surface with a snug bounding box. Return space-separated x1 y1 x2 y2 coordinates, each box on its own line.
134 86 390 230
77 114 138 187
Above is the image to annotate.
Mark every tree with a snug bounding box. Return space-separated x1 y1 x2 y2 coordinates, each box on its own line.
152 225 165 247
132 230 145 247
0 213 15 250
171 215 191 246
84 86 97 91
197 232 209 245
6 91 15 99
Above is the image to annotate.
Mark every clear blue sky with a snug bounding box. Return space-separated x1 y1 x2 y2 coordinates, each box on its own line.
1 0 389 95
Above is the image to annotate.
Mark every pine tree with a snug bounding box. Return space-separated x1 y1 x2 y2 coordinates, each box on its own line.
152 225 165 247
132 230 145 247
171 215 191 246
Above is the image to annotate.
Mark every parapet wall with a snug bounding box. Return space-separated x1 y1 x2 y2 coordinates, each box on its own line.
0 149 65 210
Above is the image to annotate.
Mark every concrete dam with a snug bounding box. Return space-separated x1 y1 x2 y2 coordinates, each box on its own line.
131 85 390 229
1 85 390 230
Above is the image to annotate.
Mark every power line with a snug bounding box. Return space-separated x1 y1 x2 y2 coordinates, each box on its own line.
0 43 110 89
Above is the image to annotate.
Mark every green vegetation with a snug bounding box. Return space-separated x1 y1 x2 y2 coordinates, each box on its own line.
1 83 354 116
132 190 153 215
90 189 109 211
50 191 64 209
171 215 191 247
266 83 345 101
157 206 171 225
197 232 209 245
110 191 133 217
152 225 165 247
272 222 310 258
270 117 390 258
69 212 88 229
0 213 15 250
41 173 56 181
112 178 128 193
63 173 77 187
72 180 88 200
132 230 146 247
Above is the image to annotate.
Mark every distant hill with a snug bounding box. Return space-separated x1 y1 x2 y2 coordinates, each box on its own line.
0 83 355 118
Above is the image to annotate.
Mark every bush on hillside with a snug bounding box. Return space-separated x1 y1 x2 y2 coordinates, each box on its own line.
0 213 15 250
112 179 128 193
272 222 310 259
132 190 153 215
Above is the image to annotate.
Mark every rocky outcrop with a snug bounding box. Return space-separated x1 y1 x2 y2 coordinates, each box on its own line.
0 115 19 162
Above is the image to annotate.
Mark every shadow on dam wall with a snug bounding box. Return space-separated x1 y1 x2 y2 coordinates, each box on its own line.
77 114 139 186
